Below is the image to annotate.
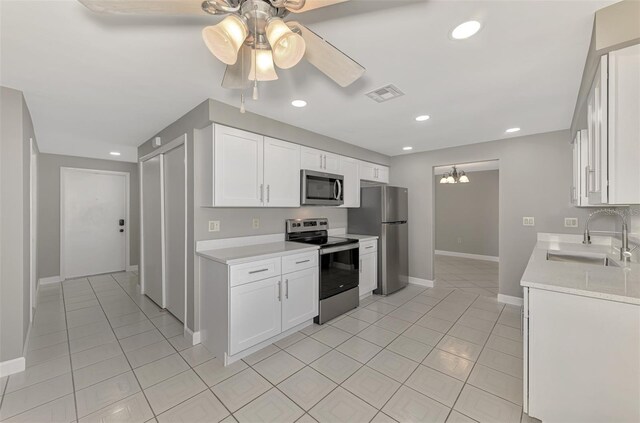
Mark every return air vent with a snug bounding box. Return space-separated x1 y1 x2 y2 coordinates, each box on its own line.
366 84 405 103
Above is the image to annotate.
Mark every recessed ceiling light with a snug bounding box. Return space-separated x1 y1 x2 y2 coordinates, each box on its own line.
403 147 413 151
415 115 430 122
110 151 121 156
451 20 482 40
291 100 307 108
505 127 521 133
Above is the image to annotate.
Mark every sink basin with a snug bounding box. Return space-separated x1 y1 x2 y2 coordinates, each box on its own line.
546 251 619 267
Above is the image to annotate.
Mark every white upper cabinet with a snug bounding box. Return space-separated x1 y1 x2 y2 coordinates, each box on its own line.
580 44 640 206
264 137 301 207
214 125 264 207
339 156 360 208
359 161 389 184
586 55 608 205
571 129 591 207
300 147 340 173
607 44 640 204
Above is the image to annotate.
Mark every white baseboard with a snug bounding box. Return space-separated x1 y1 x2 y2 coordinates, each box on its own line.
126 265 139 272
184 327 201 346
498 294 524 306
0 357 25 377
39 275 62 285
408 277 435 288
435 250 499 263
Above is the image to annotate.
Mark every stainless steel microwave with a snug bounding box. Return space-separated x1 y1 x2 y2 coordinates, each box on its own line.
301 170 344 206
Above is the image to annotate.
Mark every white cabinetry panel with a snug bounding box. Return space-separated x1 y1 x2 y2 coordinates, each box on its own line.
359 252 377 297
214 125 264 207
359 161 389 183
230 276 282 355
339 157 360 208
264 137 301 207
282 267 318 332
301 147 340 173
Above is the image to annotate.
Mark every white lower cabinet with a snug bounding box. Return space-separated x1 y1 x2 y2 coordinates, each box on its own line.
201 250 319 365
359 239 378 297
524 287 640 422
282 267 318 331
230 276 282 355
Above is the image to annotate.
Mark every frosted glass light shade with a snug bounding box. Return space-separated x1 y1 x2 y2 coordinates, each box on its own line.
440 175 448 184
459 173 469 183
202 15 248 65
248 49 278 81
447 175 455 184
265 18 306 69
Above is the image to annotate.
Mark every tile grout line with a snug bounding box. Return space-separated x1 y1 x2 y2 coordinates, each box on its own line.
61 279 82 422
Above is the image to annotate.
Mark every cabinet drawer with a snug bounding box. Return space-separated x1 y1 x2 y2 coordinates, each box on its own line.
360 240 377 254
282 251 318 274
230 258 281 287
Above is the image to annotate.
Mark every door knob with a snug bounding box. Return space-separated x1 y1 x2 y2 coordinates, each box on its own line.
119 229 124 233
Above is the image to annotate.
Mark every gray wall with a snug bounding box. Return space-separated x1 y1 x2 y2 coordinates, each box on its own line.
138 98 389 331
38 154 139 278
390 130 619 298
0 86 36 362
435 170 499 257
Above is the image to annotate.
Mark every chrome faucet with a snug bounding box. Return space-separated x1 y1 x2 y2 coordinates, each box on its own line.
583 209 631 261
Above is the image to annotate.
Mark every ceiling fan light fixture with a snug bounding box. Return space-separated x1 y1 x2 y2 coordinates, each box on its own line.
202 15 248 65
284 0 349 13
248 48 279 81
266 18 306 69
459 172 469 183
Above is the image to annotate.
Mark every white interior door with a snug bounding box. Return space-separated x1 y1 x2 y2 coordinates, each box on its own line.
62 168 127 279
163 144 186 322
142 156 164 307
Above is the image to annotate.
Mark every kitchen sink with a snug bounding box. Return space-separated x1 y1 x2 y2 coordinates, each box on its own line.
546 251 619 267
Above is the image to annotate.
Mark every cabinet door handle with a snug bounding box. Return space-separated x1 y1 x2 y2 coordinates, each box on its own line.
277 280 281 301
359 259 362 273
295 259 310 264
319 155 323 169
260 184 264 202
267 185 270 203
285 279 289 299
365 245 374 249
323 155 327 170
249 268 269 274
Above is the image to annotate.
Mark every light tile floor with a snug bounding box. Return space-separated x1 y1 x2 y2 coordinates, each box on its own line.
434 255 499 298
0 271 540 423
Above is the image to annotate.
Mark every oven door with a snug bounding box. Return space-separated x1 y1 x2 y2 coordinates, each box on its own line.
319 244 359 300
301 170 344 206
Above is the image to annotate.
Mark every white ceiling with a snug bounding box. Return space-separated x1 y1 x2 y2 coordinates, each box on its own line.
1 0 614 162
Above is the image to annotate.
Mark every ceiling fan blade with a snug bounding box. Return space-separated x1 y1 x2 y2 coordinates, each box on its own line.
287 21 365 87
78 0 206 15
221 45 252 89
285 0 350 13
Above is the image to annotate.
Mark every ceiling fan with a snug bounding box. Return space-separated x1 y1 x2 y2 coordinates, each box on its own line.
78 0 366 110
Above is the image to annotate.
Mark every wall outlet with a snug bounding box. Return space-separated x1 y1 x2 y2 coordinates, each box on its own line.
252 218 260 229
523 217 535 226
564 218 579 228
208 221 220 232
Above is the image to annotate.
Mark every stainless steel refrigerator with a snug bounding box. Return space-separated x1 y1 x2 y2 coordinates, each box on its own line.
348 186 409 295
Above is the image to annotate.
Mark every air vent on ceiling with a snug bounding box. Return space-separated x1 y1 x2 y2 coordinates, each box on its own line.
366 84 405 103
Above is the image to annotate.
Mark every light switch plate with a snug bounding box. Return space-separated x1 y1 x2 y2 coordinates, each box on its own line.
252 218 260 229
209 221 220 232
564 218 579 228
523 217 535 226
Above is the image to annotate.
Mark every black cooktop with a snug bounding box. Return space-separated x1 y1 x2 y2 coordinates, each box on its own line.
287 232 358 249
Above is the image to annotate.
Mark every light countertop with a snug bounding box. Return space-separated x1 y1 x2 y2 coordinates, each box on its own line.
521 234 640 305
198 242 319 265
342 234 379 241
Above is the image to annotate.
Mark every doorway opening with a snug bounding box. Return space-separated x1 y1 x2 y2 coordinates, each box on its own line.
433 160 499 298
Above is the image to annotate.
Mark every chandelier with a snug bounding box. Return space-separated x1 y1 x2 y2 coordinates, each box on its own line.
440 166 470 184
